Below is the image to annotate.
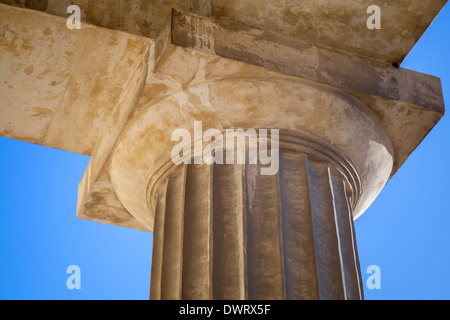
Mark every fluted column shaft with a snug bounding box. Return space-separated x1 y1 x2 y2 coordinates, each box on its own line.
150 134 364 300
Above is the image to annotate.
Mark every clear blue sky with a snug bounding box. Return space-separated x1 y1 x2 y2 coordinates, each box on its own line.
0 3 449 300
356 2 450 300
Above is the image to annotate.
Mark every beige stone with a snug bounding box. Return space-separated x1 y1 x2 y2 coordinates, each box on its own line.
0 1 446 299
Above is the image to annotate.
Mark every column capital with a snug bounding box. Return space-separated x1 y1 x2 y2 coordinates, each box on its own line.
109 76 393 231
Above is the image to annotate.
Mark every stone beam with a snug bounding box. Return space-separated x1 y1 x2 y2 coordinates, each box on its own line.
1 0 447 64
0 4 151 155
172 10 444 111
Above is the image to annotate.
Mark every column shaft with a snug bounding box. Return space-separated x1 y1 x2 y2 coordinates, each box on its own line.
150 134 364 300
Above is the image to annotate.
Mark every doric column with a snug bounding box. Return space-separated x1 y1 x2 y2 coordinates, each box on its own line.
0 2 445 302
149 133 363 300
108 76 394 301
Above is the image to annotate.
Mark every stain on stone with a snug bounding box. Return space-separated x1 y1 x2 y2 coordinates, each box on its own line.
24 0 48 11
1 0 24 8
42 26 52 35
0 129 11 136
23 65 33 75
31 107 52 117
84 191 132 224
283 8 300 26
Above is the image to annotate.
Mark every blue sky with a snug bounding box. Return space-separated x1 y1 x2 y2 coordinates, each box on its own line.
356 3 450 299
0 3 449 300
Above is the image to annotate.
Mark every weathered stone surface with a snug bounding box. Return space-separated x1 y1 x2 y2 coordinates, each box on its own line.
1 0 447 64
0 2 445 229
212 0 448 64
0 4 151 155
0 1 447 300
169 10 445 179
110 69 394 230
